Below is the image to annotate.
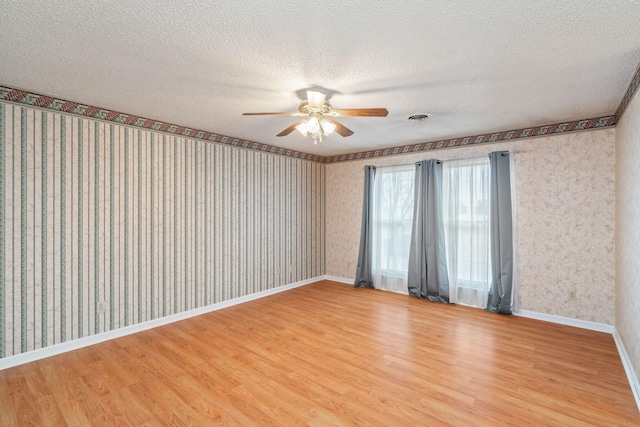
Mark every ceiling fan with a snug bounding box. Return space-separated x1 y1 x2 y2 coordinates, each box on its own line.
243 90 388 144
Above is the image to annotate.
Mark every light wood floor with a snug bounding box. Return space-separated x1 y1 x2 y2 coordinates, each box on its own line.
1 280 638 426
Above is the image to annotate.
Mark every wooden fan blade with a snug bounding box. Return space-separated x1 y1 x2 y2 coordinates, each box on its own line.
329 108 389 117
243 112 298 116
325 118 354 137
277 119 307 137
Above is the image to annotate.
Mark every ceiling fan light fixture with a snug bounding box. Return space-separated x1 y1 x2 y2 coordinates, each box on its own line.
296 116 318 136
306 90 326 109
320 118 336 136
243 90 385 143
296 115 335 144
295 121 309 137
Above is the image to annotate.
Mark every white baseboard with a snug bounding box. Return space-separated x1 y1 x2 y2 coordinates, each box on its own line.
322 275 354 285
321 282 638 411
3 277 638 414
0 276 323 371
323 282 618 334
516 310 639 412
612 330 640 412
516 310 615 333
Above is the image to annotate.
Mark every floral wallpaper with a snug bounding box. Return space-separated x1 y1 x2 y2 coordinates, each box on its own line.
615 86 640 380
515 130 615 324
326 128 616 325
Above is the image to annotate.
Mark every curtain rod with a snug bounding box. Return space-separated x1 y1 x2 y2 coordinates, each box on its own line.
363 150 521 169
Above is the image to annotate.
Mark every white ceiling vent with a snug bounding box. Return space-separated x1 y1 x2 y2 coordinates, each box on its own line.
406 114 431 121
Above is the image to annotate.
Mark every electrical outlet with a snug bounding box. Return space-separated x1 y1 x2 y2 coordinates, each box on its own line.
97 301 106 313
275 266 281 275
568 290 576 301
289 264 294 273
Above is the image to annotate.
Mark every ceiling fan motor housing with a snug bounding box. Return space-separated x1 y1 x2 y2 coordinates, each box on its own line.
298 100 332 115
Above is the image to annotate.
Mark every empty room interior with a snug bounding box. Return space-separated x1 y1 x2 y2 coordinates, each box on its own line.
1 1 640 425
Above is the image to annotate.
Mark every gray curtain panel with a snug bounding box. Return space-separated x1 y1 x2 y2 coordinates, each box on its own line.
407 160 449 302
354 165 376 288
487 151 514 314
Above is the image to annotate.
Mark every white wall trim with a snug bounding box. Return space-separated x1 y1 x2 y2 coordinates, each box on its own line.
322 275 354 285
612 329 640 412
515 311 640 411
515 310 615 333
324 281 619 333
0 276 324 371
311 281 638 410
3 276 638 414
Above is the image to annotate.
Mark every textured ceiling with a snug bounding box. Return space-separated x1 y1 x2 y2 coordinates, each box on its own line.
1 0 639 156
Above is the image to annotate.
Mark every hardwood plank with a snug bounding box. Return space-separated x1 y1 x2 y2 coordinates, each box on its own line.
121 336 241 425
0 280 638 425
4 367 45 426
38 362 98 426
81 370 155 426
0 372 20 426
34 394 68 427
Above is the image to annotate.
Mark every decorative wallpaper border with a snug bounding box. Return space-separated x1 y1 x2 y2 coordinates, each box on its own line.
615 62 640 121
0 86 324 163
327 61 636 163
2 75 635 164
323 116 616 162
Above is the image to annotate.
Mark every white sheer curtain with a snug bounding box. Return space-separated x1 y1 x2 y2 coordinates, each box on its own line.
442 157 491 307
371 165 415 293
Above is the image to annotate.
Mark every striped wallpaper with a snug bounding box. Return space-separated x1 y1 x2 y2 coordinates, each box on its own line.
0 101 325 359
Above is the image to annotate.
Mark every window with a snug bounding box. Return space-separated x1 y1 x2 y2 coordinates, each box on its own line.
371 165 414 293
368 157 496 306
442 157 492 307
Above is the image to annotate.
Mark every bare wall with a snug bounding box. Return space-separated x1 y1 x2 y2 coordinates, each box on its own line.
615 83 640 379
326 128 615 324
